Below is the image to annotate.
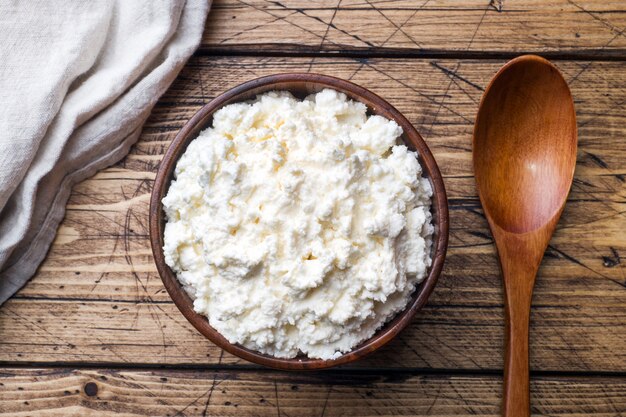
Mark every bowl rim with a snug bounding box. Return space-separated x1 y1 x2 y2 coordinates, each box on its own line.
149 73 449 370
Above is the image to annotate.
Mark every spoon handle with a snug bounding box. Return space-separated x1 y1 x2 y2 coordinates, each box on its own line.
493 228 544 417
498 240 541 417
503 290 532 417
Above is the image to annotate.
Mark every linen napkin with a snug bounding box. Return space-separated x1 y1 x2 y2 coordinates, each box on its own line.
0 0 210 305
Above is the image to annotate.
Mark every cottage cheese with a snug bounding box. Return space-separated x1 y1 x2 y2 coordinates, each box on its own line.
163 89 433 360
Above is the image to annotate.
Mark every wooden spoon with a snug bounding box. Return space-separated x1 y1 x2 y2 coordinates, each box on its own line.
473 55 577 416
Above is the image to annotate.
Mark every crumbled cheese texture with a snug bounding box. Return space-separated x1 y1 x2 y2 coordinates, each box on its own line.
162 89 433 360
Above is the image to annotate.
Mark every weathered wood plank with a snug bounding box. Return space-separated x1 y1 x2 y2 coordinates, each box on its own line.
203 0 626 56
1 56 624 371
1 299 625 371
1 368 625 417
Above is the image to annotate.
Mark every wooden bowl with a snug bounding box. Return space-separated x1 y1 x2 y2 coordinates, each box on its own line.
149 73 449 370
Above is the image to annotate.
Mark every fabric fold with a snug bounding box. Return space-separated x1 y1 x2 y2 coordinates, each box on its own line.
0 0 211 305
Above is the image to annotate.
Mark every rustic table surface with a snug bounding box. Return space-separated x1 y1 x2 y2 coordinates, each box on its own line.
1 1 625 415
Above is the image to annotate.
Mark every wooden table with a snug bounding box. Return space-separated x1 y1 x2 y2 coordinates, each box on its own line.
1 1 625 415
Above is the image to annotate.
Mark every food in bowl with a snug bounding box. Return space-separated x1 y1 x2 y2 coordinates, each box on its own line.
162 89 434 360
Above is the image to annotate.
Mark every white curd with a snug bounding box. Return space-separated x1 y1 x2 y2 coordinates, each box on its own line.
163 89 433 359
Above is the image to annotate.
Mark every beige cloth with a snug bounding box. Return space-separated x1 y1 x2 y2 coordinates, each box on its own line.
0 0 210 305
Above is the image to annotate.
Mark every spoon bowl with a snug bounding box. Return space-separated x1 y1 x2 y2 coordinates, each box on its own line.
474 56 577 233
473 55 577 416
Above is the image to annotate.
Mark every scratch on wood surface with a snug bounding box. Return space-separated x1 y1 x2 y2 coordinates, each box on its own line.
585 151 609 169
342 0 431 84
425 383 442 414
274 380 281 417
566 18 625 87
382 0 431 46
117 372 178 411
580 97 626 127
567 0 626 37
397 334 431 367
364 0 422 48
196 69 208 105
171 379 216 417
489 0 503 12
548 243 626 289
93 336 129 363
307 0 342 72
4 308 84 355
364 62 473 124
319 385 332 417
319 0 341 48
569 178 626 230
430 62 484 92
237 0 339 47
88 235 119 294
201 373 220 417
430 61 483 105
270 0 376 47
219 12 298 45
419 326 483 369
427 2 490 134
603 247 621 268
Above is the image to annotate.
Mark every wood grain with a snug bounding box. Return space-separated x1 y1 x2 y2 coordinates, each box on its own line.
202 0 626 57
1 368 625 417
1 57 624 372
